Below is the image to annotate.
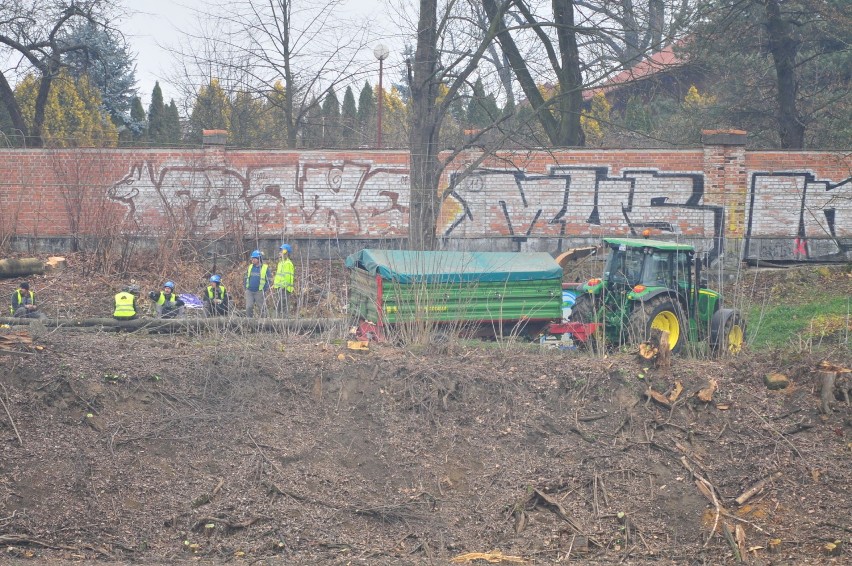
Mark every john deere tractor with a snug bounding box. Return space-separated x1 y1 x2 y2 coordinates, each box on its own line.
570 237 745 354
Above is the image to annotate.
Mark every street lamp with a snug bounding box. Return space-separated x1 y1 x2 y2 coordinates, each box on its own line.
373 43 390 149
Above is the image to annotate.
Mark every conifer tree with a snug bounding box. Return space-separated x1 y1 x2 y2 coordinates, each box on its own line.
189 79 231 143
357 81 375 147
129 96 147 143
467 78 499 129
165 100 182 145
321 89 340 147
341 86 357 148
148 82 167 145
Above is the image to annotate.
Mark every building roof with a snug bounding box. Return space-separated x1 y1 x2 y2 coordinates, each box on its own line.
583 43 686 101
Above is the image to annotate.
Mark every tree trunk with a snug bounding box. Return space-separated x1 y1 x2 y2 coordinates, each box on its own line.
0 73 29 141
764 0 805 149
409 0 442 251
553 0 586 146
0 258 45 278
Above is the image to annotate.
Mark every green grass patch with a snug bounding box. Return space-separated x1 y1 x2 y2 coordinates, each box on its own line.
748 296 852 349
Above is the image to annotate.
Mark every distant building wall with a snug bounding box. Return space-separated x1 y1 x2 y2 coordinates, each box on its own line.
1 135 849 262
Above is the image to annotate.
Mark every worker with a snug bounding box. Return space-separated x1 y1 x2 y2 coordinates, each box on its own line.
113 285 140 320
10 280 47 319
244 250 270 318
149 281 185 318
204 275 229 317
273 243 295 317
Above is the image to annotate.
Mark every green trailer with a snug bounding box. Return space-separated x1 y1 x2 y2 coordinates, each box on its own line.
345 249 563 339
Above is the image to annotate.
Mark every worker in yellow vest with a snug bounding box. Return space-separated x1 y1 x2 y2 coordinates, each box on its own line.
204 275 229 316
10 280 47 319
245 250 270 318
148 281 185 318
273 243 295 317
113 285 139 320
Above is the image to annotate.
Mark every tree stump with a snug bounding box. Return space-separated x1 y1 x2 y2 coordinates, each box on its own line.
45 257 67 271
817 370 837 414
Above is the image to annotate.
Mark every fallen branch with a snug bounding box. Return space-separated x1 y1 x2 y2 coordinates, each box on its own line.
0 533 76 550
191 516 263 532
735 472 782 506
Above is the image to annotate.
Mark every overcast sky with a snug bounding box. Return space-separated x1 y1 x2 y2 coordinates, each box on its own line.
122 0 403 107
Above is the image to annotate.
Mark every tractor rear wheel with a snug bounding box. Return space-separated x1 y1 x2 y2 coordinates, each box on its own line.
710 309 746 355
629 296 685 353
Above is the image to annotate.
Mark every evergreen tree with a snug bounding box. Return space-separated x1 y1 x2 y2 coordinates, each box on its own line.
265 81 289 148
61 21 138 130
148 82 167 145
321 89 340 147
467 78 500 129
357 81 375 147
301 97 322 148
14 70 117 147
129 96 147 143
164 100 182 145
189 79 231 144
341 86 357 148
230 91 265 147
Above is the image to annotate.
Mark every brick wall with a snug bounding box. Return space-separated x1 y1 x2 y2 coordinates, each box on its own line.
1 139 849 262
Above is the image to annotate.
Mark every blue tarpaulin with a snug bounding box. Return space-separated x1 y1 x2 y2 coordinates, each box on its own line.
345 249 562 284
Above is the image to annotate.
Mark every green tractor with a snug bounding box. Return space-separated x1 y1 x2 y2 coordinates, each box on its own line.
570 237 745 354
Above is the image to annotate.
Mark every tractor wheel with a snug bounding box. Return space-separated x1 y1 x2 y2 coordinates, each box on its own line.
710 309 746 356
629 296 685 354
570 294 605 349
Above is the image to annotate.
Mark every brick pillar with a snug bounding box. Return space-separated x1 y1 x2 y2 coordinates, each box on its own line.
702 129 748 250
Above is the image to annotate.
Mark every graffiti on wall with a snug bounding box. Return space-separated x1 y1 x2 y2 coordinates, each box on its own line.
744 172 852 261
441 166 725 259
107 160 410 236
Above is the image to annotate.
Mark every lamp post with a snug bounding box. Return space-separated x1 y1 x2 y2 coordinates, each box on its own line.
373 43 390 149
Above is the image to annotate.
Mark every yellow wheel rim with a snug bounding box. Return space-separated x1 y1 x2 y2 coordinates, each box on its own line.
727 324 744 354
651 310 680 349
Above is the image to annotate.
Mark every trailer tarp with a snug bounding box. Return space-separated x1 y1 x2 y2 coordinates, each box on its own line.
345 249 562 284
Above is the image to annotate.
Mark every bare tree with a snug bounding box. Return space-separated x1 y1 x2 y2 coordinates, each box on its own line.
170 0 373 148
409 0 512 250
576 0 695 68
482 0 586 147
0 0 115 147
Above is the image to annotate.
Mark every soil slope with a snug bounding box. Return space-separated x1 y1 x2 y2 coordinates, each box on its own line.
1 329 851 565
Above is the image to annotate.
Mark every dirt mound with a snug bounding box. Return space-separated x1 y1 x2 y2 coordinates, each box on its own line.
1 330 850 564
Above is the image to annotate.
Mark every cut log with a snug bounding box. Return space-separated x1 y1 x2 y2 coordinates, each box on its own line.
0 316 344 335
0 258 44 278
639 342 658 360
645 387 672 407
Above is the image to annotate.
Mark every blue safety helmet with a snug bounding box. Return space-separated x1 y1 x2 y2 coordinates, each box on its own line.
210 275 222 284
250 250 262 259
164 281 175 289
280 243 292 254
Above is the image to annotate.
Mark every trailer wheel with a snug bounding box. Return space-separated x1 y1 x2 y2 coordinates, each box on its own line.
629 296 685 353
710 309 746 355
